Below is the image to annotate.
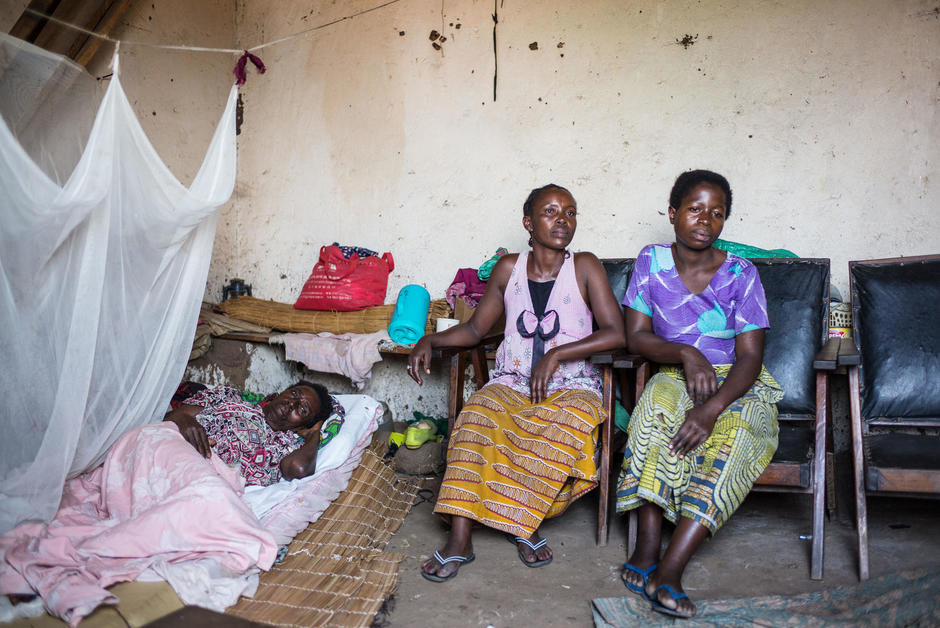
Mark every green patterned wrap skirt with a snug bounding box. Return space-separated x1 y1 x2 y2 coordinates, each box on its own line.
616 364 783 535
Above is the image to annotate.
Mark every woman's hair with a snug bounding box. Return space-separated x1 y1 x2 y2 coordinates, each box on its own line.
522 183 574 216
291 380 333 425
668 170 733 218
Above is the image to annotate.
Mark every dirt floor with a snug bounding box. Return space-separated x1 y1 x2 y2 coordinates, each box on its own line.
382 457 940 628
3 454 938 628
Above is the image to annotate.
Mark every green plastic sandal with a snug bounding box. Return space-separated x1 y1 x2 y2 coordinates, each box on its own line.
404 420 437 449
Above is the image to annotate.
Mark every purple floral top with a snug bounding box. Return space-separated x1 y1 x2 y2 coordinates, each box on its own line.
623 244 769 365
490 251 602 396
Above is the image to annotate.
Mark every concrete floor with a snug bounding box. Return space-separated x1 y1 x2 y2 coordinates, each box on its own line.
383 460 940 627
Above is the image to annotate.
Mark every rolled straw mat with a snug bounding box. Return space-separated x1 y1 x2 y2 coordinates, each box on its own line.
217 296 451 336
227 445 419 628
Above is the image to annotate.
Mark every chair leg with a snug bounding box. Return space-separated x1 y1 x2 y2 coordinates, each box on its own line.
847 366 870 580
627 510 637 558
810 372 828 580
597 366 613 546
447 352 467 437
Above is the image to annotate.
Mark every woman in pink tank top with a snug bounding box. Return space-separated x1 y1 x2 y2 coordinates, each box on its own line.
406 184 625 583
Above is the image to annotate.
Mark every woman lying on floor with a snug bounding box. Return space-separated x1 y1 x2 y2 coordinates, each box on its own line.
0 380 342 625
407 183 625 582
617 170 783 618
165 381 343 485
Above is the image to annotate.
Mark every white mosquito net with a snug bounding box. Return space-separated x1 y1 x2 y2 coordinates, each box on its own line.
0 35 237 533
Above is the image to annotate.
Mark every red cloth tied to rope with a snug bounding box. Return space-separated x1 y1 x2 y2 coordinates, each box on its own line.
233 51 266 86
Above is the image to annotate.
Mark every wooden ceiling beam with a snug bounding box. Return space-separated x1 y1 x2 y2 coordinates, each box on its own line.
74 0 133 68
8 0 61 43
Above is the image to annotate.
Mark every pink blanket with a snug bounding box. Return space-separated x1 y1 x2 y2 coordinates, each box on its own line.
0 423 277 627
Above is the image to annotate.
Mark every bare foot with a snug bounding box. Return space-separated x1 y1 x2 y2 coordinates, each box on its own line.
647 568 696 618
421 537 474 581
514 530 553 566
621 562 657 592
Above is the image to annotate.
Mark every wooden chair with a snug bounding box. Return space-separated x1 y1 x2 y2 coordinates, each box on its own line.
846 254 940 581
611 258 845 579
436 258 637 547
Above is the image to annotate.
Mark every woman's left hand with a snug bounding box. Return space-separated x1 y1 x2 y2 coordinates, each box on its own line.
669 405 718 458
293 420 325 441
529 350 560 404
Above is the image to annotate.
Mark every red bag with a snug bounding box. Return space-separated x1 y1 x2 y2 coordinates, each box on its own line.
294 245 395 311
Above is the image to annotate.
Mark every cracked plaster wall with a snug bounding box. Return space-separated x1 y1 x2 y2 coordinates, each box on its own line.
58 0 938 443
217 0 939 307
210 0 939 444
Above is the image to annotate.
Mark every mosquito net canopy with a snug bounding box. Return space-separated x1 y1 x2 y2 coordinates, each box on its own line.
0 34 237 533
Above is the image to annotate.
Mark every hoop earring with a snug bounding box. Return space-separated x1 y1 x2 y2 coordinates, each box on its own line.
528 236 533 247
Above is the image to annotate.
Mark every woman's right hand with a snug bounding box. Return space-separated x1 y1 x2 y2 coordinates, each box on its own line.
165 409 212 458
680 346 717 406
407 336 433 385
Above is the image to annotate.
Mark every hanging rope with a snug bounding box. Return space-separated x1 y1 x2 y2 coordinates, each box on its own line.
24 0 401 55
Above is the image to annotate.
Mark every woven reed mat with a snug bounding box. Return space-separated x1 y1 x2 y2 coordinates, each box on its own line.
217 296 451 336
227 445 419 628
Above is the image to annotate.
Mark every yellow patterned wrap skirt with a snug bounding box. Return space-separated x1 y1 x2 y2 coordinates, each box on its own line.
434 383 605 538
616 365 783 535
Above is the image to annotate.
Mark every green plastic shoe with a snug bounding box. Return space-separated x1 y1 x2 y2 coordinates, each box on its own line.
404 420 437 449
388 432 405 448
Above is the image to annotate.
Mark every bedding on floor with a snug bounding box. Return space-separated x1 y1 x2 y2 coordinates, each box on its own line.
0 394 381 626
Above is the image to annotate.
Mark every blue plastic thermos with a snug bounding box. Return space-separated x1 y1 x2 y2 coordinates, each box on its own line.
388 284 431 345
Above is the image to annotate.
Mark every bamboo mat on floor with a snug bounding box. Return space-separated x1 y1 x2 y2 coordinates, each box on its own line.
227 445 419 628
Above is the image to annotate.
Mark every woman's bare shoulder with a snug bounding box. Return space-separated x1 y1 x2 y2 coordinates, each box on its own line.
572 250 603 272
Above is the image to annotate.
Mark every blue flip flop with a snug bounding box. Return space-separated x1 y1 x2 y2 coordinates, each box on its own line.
650 583 694 618
421 551 475 583
621 562 658 600
508 535 553 568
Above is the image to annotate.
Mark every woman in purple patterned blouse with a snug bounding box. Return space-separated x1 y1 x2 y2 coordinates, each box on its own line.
616 170 783 618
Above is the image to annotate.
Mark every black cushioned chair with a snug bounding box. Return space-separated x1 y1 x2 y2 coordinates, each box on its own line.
437 258 636 547
612 258 843 579
748 258 840 580
846 254 940 581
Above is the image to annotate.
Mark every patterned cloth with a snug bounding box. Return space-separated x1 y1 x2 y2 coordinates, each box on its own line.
616 365 783 534
182 386 345 487
490 251 602 396
624 244 769 364
477 246 509 281
318 398 346 449
434 384 605 537
331 242 378 259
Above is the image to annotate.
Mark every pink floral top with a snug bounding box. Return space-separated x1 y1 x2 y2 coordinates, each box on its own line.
489 251 602 397
184 386 303 487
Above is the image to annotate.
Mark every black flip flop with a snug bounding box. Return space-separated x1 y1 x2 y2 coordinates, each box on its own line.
421 551 475 583
508 535 553 568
